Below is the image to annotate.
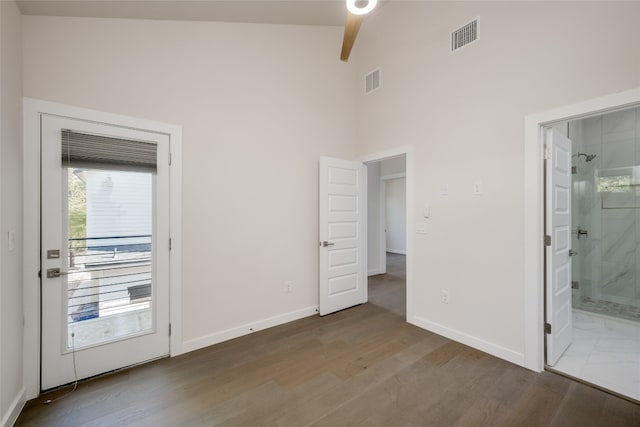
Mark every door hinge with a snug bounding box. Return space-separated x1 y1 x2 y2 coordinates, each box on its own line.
544 145 552 160
169 238 172 251
571 280 579 290
169 323 172 337
168 152 172 166
544 235 551 246
544 323 552 334
38 270 42 279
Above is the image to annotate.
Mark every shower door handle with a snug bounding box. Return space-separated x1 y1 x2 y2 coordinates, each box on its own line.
568 249 578 257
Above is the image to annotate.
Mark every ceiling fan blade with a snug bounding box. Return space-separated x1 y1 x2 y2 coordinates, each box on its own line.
340 12 363 62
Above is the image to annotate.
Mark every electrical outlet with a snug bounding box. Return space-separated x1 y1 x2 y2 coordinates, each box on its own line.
285 280 294 293
441 290 449 304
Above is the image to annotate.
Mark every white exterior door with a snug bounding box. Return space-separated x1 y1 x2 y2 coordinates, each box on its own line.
319 157 366 316
40 115 171 390
545 128 573 366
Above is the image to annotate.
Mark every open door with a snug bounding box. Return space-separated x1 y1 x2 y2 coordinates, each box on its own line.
319 157 366 316
545 128 573 366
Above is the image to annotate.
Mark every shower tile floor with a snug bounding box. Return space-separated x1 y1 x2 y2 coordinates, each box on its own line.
553 310 640 401
573 296 640 323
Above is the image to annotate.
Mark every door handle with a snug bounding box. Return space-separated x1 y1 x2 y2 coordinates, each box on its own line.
46 268 71 278
322 241 335 247
568 249 578 257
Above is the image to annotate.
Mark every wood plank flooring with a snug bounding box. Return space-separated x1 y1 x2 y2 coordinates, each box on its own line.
16 254 640 426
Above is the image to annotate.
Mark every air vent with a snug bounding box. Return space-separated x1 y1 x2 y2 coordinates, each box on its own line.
365 68 381 94
450 18 479 53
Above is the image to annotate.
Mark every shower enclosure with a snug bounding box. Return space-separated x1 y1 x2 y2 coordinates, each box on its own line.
570 106 640 321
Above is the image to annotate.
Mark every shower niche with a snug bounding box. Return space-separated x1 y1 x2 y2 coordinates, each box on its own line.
570 107 640 322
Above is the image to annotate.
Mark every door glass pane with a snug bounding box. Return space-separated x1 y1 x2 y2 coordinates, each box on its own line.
66 168 153 350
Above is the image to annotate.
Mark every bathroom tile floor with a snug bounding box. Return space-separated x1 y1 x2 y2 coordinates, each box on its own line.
553 310 640 401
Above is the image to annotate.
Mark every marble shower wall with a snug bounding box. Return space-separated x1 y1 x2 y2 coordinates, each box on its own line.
571 107 640 310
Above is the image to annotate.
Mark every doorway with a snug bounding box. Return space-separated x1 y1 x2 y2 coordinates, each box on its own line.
23 99 183 398
544 107 640 401
317 149 412 318
365 155 407 317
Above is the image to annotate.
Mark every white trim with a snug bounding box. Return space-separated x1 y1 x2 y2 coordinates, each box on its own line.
181 305 318 354
524 87 640 372
363 164 369 304
168 124 184 357
360 146 413 321
23 98 183 398
386 249 406 255
1 388 25 427
411 316 524 366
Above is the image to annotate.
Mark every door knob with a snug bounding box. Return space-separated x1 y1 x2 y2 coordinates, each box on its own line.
46 268 71 278
322 241 335 247
569 249 578 256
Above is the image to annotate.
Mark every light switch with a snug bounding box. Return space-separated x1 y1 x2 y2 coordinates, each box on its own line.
416 222 427 234
473 181 483 195
439 185 449 196
7 230 14 252
423 204 430 218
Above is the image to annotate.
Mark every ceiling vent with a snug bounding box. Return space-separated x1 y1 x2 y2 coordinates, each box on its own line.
365 68 381 94
450 18 479 53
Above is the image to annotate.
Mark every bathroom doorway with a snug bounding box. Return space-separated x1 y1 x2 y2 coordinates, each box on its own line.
546 106 640 401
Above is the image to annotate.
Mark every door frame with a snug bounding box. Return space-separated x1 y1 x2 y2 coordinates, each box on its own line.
524 87 640 372
361 146 413 322
23 98 184 399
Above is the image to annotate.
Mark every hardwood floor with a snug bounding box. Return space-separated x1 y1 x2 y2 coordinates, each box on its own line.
17 254 640 426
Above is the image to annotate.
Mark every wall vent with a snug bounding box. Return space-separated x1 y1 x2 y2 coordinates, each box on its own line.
365 68 381 94
450 18 479 53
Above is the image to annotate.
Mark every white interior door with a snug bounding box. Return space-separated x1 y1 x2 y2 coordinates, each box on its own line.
319 157 366 316
545 127 573 366
40 115 170 390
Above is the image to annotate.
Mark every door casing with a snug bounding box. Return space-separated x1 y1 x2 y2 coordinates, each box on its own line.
360 147 413 323
23 98 183 399
524 87 640 372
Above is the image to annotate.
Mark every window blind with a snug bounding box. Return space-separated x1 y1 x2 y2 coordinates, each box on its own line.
61 129 157 172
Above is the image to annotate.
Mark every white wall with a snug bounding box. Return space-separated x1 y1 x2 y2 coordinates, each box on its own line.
1 0 24 424
354 1 640 364
385 178 406 254
22 16 356 352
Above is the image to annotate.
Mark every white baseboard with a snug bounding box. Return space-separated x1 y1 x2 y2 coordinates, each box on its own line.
386 249 406 255
1 388 26 427
368 268 383 276
410 315 525 367
181 305 319 355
